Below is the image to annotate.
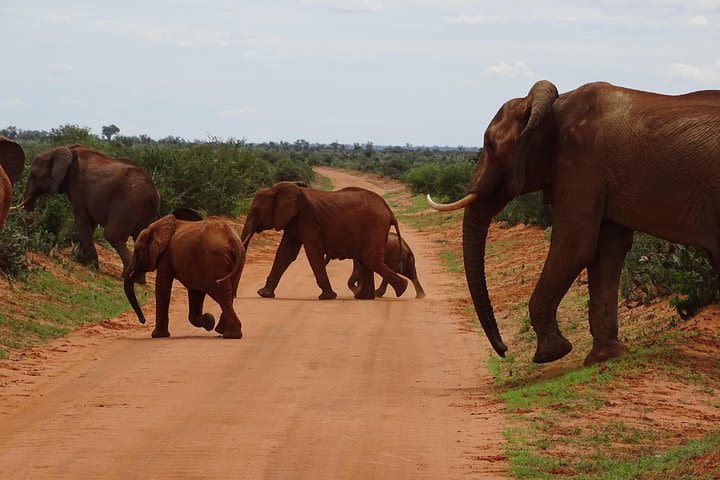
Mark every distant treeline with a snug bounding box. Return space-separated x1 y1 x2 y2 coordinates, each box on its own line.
2 124 717 320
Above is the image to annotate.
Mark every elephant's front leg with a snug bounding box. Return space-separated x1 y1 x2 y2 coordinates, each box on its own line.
529 208 602 363
347 260 362 295
258 232 302 298
355 262 376 300
584 223 633 365
74 212 99 268
304 242 337 300
152 267 174 338
188 289 215 332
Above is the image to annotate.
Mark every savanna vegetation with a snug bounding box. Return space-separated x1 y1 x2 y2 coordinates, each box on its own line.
1 123 717 318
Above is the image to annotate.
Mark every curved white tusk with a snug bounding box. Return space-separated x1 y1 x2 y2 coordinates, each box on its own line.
8 196 32 210
426 193 478 212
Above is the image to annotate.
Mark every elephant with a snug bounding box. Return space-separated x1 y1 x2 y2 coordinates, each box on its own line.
18 144 160 275
0 136 26 229
428 80 720 366
124 211 246 339
240 181 408 300
342 232 426 299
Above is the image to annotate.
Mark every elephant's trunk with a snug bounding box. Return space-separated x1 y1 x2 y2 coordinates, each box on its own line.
124 262 147 324
240 219 255 249
463 203 507 357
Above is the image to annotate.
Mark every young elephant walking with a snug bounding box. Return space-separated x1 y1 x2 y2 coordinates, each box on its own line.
124 212 246 339
241 182 408 300
346 232 426 299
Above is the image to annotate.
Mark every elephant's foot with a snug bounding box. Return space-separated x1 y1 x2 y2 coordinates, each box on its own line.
584 340 629 366
392 278 408 298
151 328 170 338
373 288 387 298
257 286 276 298
222 328 243 339
415 289 426 300
190 313 215 331
318 290 337 300
355 290 375 300
532 333 573 363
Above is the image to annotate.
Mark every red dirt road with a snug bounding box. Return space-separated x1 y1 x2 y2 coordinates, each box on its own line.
0 168 506 479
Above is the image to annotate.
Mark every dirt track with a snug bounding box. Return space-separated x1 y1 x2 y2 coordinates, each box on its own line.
0 168 506 479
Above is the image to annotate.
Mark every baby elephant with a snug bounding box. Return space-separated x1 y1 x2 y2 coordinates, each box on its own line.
347 232 426 299
124 212 246 339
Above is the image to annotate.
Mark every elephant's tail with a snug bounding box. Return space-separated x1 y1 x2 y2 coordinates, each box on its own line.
391 216 404 273
216 230 246 291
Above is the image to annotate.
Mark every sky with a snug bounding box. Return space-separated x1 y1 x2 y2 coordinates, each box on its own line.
0 1 718 146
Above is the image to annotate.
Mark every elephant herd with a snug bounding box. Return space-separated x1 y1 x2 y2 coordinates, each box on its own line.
2 79 719 366
0 138 426 341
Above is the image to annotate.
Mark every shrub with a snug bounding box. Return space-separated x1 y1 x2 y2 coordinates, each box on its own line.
620 233 720 318
496 193 553 229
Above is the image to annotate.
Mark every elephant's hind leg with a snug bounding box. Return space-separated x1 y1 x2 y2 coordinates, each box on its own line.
584 223 633 365
188 289 215 332
210 290 242 339
355 263 376 300
367 257 407 298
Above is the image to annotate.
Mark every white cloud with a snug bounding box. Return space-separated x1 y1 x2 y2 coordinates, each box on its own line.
0 98 29 109
49 63 73 73
688 15 709 26
667 59 720 81
301 0 385 13
443 14 505 25
221 106 257 116
93 20 233 48
240 51 258 59
487 61 535 78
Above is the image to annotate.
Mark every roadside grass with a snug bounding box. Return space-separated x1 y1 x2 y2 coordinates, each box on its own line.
0 254 150 359
316 175 333 191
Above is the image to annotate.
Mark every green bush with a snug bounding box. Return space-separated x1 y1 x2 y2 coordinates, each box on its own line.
496 192 553 229
620 233 720 319
404 161 475 202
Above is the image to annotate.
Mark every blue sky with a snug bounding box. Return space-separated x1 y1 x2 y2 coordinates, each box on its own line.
1 1 718 146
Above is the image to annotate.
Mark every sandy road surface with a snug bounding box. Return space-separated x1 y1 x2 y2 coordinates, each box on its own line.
0 168 506 479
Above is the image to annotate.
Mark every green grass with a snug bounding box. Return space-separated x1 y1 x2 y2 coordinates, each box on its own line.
317 175 333 191
0 265 150 357
439 250 463 273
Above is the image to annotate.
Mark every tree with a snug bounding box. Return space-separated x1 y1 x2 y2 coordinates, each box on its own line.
0 126 18 139
102 124 120 141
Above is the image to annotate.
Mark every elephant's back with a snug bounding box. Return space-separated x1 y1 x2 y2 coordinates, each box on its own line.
169 220 239 287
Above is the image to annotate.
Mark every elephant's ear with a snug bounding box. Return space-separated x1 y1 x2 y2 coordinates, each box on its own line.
48 146 74 194
511 80 558 196
0 136 26 186
272 183 301 230
148 214 177 269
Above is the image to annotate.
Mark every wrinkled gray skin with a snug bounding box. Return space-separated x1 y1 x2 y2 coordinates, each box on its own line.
344 233 426 299
21 144 160 275
430 80 720 365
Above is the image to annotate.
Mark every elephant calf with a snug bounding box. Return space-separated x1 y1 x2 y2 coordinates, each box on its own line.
344 233 426 299
124 212 246 339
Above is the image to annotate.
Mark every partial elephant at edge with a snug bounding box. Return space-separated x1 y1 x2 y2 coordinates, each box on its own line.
0 136 26 230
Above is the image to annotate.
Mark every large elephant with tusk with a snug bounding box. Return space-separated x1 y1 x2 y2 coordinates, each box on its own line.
429 80 720 365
